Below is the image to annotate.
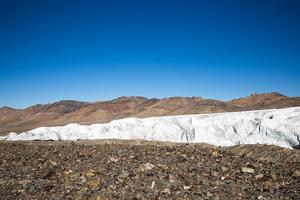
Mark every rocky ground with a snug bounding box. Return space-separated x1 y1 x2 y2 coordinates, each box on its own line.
0 140 299 200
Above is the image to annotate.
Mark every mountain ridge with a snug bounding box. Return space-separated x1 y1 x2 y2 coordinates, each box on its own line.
1 92 300 135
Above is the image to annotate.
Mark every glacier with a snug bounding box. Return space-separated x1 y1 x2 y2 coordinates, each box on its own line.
1 107 300 149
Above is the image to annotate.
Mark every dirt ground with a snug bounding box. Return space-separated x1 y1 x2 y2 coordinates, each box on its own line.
0 140 299 199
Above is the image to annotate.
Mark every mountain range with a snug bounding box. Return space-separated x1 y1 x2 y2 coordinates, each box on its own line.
1 92 300 135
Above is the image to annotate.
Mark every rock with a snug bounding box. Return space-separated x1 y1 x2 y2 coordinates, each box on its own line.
135 193 145 200
263 180 275 190
138 163 155 172
211 171 219 177
199 177 209 186
242 167 255 174
43 168 56 179
96 196 103 200
151 181 155 189
255 173 264 180
19 180 33 190
108 184 116 190
144 170 154 176
207 192 213 197
292 170 300 177
221 166 228 172
161 188 171 194
211 151 220 157
271 171 277 180
109 157 119 162
49 160 57 166
87 178 101 190
157 164 168 170
183 185 191 190
117 171 129 183
17 189 25 193
168 175 176 183
85 169 96 177
64 170 73 175
187 165 196 172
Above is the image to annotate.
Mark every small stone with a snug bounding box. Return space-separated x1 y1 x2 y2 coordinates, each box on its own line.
43 169 55 179
221 176 226 180
80 175 87 183
157 164 168 170
263 180 274 190
87 178 101 190
168 175 176 183
188 165 195 172
161 188 171 194
144 170 154 176
292 170 300 177
207 192 213 197
255 173 264 180
64 170 73 175
211 171 219 177
271 171 277 180
221 166 228 172
117 171 129 182
49 160 57 166
183 185 191 190
109 157 119 162
21 180 33 190
85 170 96 177
18 179 32 185
17 189 25 193
257 195 265 200
135 193 144 200
242 167 255 174
138 163 155 172
108 185 116 190
199 177 209 186
211 151 220 157
151 181 155 189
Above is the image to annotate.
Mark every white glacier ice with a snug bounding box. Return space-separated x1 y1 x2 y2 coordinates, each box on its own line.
1 107 300 149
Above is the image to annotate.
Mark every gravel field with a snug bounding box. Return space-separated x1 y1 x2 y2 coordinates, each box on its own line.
0 140 299 200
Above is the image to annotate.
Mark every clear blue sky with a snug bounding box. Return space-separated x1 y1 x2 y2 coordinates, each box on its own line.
0 0 300 108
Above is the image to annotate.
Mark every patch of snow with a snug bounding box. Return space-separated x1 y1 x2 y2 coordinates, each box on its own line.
1 107 300 149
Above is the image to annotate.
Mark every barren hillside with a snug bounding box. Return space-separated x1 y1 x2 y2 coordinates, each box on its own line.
1 92 300 135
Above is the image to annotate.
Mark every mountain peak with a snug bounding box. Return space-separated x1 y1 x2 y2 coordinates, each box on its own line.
0 106 15 111
249 92 286 97
230 92 288 108
112 96 148 102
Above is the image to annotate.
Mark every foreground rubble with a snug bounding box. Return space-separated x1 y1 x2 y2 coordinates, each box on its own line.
0 140 299 199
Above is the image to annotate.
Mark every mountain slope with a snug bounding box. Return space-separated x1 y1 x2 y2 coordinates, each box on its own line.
1 92 300 135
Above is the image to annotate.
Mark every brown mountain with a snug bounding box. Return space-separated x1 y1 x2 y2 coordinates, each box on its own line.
1 92 300 135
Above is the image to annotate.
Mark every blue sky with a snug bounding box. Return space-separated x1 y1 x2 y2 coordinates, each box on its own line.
0 0 300 108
